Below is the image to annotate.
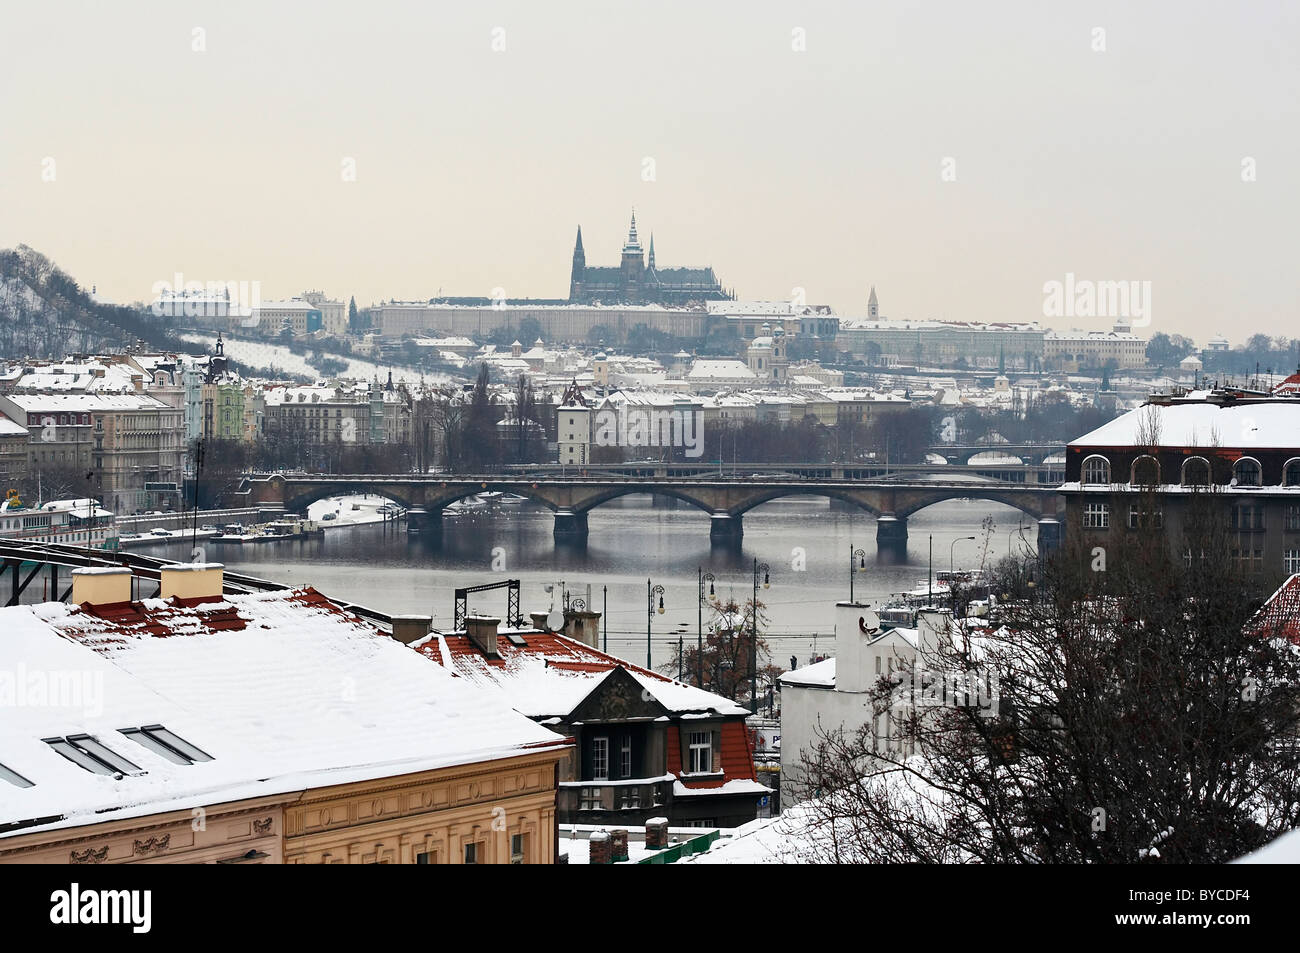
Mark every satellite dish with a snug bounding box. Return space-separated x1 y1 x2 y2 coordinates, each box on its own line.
859 610 881 634
545 610 564 631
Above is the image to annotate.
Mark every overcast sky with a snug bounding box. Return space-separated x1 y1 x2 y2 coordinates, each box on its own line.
2 1 1296 345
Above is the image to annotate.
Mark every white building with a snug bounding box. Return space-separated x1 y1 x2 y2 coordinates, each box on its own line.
780 603 958 798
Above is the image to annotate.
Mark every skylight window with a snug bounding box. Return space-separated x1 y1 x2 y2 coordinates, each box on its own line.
0 762 33 788
44 735 143 776
119 725 212 765
507 634 529 646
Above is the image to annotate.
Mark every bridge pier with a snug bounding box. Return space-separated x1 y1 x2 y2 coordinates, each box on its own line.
553 510 589 540
709 513 743 543
405 507 442 542
1036 518 1061 557
876 515 908 546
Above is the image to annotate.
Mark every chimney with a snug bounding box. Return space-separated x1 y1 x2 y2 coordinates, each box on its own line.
71 567 132 606
391 614 431 645
609 828 629 863
159 563 224 601
833 600 877 694
563 610 601 648
465 615 500 658
529 610 551 631
588 831 611 865
645 818 669 850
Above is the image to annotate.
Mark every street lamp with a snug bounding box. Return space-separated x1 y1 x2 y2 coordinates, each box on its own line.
751 559 770 715
697 568 716 689
647 579 665 669
950 535 976 575
849 546 866 603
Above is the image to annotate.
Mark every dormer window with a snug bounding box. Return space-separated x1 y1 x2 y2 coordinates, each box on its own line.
1082 455 1110 485
1234 458 1262 487
1182 456 1211 487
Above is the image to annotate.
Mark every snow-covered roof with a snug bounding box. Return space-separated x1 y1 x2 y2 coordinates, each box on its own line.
1071 398 1300 450
779 656 836 688
0 589 566 840
417 629 750 719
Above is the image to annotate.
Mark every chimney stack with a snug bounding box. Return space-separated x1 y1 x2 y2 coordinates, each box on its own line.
465 615 500 657
391 614 431 645
159 563 225 601
588 831 611 865
645 818 669 850
71 567 132 607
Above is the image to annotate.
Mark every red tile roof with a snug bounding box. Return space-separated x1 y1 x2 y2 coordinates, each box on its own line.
58 587 358 650
417 629 677 684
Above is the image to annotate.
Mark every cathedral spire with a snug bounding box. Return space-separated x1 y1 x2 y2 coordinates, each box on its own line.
574 225 584 256
623 208 642 252
868 285 878 319
648 232 655 269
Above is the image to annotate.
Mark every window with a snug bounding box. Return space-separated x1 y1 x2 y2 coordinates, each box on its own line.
1127 504 1163 530
579 787 602 811
1286 506 1300 533
1231 505 1264 532
1083 502 1110 529
1231 548 1264 572
463 842 480 865
688 731 712 774
1234 457 1262 487
1131 455 1160 487
415 851 435 864
119 725 212 765
1285 459 1300 487
620 735 632 778
0 762 33 788
591 736 609 780
1182 457 1211 487
1082 455 1110 485
1285 550 1300 575
510 834 526 865
45 735 143 776
619 787 642 810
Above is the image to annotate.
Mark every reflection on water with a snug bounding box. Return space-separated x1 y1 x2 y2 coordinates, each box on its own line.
165 495 1037 671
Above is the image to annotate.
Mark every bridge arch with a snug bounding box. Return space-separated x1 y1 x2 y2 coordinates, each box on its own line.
722 486 884 519
894 487 1051 522
565 484 719 517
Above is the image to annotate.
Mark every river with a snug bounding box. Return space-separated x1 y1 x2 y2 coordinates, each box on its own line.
138 496 1038 673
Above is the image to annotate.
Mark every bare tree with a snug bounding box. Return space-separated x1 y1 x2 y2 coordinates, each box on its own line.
788 521 1300 863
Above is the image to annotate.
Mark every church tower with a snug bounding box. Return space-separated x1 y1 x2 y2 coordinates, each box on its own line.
620 209 645 303
569 226 586 301
868 286 879 320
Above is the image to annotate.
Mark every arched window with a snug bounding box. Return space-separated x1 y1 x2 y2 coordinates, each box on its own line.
1284 458 1300 487
1182 456 1211 487
1131 455 1160 487
1082 455 1110 485
1233 457 1262 487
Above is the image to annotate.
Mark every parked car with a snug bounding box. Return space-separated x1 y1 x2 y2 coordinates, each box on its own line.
321 513 338 521
200 524 218 532
150 528 171 537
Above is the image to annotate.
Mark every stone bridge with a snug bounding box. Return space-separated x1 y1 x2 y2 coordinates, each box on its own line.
240 473 1063 551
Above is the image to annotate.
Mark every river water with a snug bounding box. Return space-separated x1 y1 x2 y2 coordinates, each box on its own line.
147 496 1036 673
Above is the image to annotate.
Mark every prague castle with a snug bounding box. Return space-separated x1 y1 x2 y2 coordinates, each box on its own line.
568 211 732 306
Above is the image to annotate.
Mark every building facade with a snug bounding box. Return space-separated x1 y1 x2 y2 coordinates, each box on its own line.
1061 390 1300 584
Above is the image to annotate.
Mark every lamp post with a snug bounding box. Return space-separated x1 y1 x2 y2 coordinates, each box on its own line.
950 536 976 575
647 579 665 669
698 567 716 688
849 546 867 602
928 534 933 604
751 559 770 715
